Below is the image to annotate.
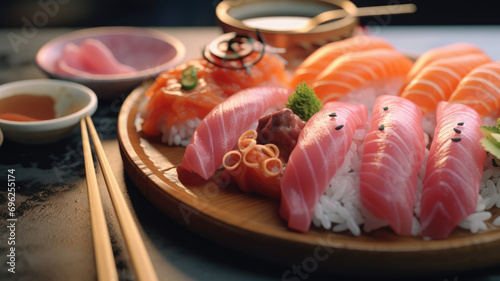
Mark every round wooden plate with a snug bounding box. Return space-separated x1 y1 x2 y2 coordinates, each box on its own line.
118 84 500 276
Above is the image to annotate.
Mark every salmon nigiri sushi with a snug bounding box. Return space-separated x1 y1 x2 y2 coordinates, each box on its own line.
405 43 486 84
291 36 393 87
179 87 292 180
280 102 368 233
448 61 500 117
360 95 426 235
311 49 413 104
420 102 485 239
400 53 491 113
141 53 288 145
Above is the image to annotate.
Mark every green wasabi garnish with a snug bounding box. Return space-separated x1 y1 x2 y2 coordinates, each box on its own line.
480 118 500 160
286 82 322 121
181 65 199 90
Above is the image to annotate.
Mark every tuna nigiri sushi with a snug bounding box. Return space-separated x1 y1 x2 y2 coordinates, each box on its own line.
291 36 394 87
420 102 486 239
400 53 491 113
141 53 288 145
448 61 500 117
405 43 486 84
311 49 413 104
179 87 292 180
280 102 368 233
360 95 425 235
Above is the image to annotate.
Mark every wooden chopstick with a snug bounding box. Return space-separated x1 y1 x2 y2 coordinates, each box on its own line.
84 115 159 281
80 118 119 281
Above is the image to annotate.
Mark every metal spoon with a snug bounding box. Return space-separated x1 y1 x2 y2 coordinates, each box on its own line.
294 3 417 33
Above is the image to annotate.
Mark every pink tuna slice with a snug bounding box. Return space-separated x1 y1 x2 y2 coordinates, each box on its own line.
360 95 425 236
78 38 137 74
179 86 292 180
55 42 85 76
420 101 485 239
280 102 368 232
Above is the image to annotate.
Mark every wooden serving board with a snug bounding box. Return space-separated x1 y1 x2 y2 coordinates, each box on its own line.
118 84 500 276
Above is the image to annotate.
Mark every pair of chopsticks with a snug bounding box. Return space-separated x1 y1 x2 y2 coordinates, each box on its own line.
81 115 159 281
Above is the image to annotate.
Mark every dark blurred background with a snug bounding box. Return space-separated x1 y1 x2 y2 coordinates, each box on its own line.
0 0 498 28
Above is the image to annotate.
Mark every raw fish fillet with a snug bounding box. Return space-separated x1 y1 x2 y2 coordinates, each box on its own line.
405 43 485 84
448 61 500 117
420 102 485 239
179 87 292 180
78 38 137 74
291 36 393 87
142 54 288 135
401 53 491 113
280 102 368 232
311 49 413 103
56 43 84 72
55 39 137 76
360 95 425 235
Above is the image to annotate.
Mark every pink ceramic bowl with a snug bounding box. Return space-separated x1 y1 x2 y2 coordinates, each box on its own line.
36 26 186 99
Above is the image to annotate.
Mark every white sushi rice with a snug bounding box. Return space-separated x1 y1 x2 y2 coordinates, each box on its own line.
421 112 437 137
312 126 369 236
157 117 201 146
483 112 500 127
459 155 500 232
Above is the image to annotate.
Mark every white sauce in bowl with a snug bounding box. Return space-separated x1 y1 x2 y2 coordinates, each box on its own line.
242 16 310 31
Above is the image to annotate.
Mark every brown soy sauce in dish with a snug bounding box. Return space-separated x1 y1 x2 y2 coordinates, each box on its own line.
0 94 56 121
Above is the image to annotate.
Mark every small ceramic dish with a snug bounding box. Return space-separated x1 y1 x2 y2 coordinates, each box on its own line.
0 79 98 144
36 26 186 99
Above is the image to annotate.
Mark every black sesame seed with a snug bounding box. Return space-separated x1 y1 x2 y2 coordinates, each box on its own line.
335 125 344 130
451 137 461 142
453 128 462 134
379 124 385 130
457 122 464 126
329 112 337 117
383 106 389 111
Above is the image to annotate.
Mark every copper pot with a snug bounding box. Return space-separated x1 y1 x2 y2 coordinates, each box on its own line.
216 0 360 66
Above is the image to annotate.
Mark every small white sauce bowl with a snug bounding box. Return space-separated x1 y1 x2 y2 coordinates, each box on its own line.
36 26 186 100
0 79 98 144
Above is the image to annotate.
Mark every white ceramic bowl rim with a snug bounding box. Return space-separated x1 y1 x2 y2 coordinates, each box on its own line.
0 79 98 127
35 26 186 81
